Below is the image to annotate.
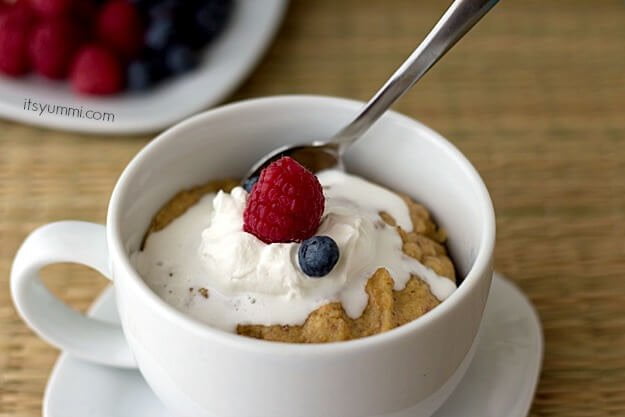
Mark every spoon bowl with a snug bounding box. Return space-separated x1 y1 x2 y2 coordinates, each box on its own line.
243 142 341 180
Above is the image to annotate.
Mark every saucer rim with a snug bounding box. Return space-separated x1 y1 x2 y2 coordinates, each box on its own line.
43 272 543 417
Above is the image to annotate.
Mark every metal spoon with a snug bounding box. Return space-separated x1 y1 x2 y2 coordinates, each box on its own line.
243 0 501 183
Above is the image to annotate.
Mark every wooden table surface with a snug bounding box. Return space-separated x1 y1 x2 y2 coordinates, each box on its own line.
1 0 624 416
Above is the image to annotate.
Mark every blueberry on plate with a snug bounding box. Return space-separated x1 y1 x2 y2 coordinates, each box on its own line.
164 44 199 74
148 0 183 20
126 58 161 91
128 0 158 12
193 0 234 44
298 236 340 277
145 17 179 51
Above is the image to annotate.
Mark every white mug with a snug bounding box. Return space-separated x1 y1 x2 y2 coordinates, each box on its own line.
11 96 495 417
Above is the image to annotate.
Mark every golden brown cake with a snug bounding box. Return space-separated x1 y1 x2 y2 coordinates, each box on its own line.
144 179 456 343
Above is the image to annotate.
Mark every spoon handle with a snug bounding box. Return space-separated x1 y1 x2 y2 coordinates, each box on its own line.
330 0 500 150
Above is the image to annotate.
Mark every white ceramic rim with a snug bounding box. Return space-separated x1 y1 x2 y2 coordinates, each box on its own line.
107 95 496 355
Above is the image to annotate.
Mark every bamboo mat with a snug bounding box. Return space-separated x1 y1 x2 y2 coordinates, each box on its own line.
1 0 624 416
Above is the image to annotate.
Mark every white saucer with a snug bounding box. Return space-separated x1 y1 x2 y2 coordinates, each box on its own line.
43 273 542 417
0 1 287 135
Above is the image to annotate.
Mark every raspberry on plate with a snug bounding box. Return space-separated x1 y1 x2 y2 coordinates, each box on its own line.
70 44 123 95
0 11 33 76
243 157 325 244
30 0 74 17
30 19 79 79
71 0 98 26
2 1 38 26
97 0 144 58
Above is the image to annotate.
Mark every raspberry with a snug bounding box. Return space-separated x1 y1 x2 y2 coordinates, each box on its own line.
243 157 325 244
71 0 97 26
30 19 79 79
67 0 96 43
96 0 143 58
70 44 123 95
30 0 74 17
3 1 38 26
0 10 33 76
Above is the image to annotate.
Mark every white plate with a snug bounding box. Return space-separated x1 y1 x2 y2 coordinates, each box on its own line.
43 273 543 417
0 1 287 135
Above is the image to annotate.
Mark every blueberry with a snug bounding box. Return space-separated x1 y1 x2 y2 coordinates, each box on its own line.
242 176 259 193
140 49 170 78
128 0 158 12
148 0 181 20
145 18 179 51
298 236 340 277
164 44 199 74
193 0 234 44
126 58 160 91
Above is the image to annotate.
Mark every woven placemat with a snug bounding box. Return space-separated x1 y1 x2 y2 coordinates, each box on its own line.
1 0 624 415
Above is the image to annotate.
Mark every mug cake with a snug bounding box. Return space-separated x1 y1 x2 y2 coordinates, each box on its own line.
131 156 457 343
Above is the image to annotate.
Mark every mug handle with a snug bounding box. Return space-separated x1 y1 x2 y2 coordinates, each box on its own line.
11 221 136 368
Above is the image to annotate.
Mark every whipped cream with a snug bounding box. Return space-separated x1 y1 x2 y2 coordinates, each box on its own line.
131 170 456 332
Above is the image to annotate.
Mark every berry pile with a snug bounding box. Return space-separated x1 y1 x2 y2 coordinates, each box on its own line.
0 0 233 95
243 157 341 278
126 0 233 91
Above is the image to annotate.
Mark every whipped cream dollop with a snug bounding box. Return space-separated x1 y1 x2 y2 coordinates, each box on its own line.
131 170 456 332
